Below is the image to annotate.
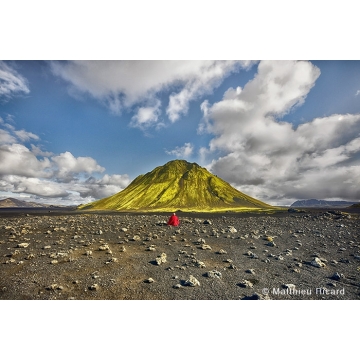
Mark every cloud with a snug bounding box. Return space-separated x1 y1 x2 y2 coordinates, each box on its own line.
50 60 253 125
0 175 69 197
0 129 16 144
0 120 39 144
30 144 54 157
51 151 105 181
14 129 39 142
165 142 194 158
0 61 30 100
0 118 128 204
166 61 253 122
78 174 130 199
356 90 360 96
200 60 360 204
0 143 52 178
0 172 131 203
130 99 162 129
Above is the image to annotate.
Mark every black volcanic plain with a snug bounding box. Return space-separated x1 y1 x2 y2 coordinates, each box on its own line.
0 207 359 300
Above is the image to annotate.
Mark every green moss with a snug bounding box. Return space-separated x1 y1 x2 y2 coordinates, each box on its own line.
78 160 275 212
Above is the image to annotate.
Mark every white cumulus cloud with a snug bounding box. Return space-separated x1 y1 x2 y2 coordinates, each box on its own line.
200 60 360 204
0 175 69 198
0 118 129 204
52 151 105 181
0 143 52 178
165 142 194 158
50 60 253 126
130 99 162 129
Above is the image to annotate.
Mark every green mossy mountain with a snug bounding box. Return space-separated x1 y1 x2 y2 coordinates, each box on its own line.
79 160 274 212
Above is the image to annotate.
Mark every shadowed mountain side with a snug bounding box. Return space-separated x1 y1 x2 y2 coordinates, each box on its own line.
78 160 274 212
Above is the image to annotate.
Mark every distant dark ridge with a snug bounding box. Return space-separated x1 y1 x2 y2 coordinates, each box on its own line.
290 199 357 208
0 197 76 209
0 197 47 208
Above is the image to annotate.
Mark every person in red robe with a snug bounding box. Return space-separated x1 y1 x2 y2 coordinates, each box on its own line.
167 213 180 226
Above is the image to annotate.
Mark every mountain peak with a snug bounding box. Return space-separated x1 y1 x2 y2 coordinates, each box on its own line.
79 160 273 212
162 159 201 170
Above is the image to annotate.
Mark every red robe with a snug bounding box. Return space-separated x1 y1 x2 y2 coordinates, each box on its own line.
167 214 180 226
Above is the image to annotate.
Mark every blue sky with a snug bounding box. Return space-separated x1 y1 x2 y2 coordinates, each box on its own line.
1 60 360 206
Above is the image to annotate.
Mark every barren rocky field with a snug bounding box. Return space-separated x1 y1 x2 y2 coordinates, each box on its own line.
1 208 359 300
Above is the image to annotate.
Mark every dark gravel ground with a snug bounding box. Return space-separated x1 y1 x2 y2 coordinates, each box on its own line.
1 208 360 300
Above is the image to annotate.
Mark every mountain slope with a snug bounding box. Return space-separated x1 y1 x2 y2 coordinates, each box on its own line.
79 160 274 212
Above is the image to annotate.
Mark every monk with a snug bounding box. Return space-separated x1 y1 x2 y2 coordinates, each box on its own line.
167 213 180 226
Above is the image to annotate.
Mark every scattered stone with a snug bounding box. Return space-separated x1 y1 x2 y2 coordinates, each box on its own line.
17 243 29 248
238 280 254 288
246 269 256 274
228 226 237 233
132 235 141 241
184 275 200 287
47 284 63 290
266 242 276 247
283 284 296 290
145 278 155 283
201 244 212 250
99 244 110 251
193 260 206 268
173 284 182 289
242 293 270 300
245 251 258 259
195 238 206 245
330 272 344 281
203 220 212 225
217 249 227 254
310 257 326 268
9 250 20 257
89 284 99 291
106 257 118 264
205 270 222 279
155 253 167 265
